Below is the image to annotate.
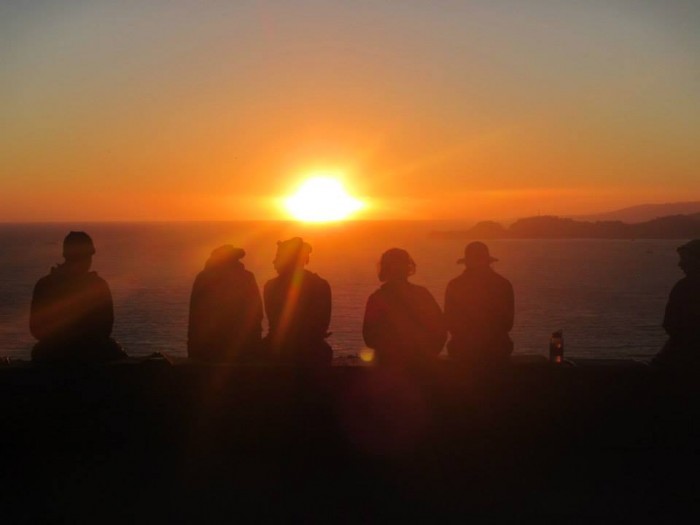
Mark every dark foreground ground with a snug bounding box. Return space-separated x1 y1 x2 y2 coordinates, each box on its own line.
1 356 699 523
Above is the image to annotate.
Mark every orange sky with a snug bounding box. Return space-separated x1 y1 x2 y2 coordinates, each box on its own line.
2 1 699 222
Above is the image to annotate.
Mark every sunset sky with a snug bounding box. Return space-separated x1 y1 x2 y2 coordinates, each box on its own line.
2 1 699 222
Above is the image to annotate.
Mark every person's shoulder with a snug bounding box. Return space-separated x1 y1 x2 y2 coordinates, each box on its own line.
33 271 56 292
410 282 438 301
86 271 111 289
366 286 386 305
35 264 68 285
190 268 210 288
192 267 207 280
305 270 329 286
677 275 700 286
490 269 513 287
446 270 477 293
446 272 466 287
264 274 279 288
241 267 259 284
35 270 54 284
670 276 694 295
224 264 256 282
87 270 107 282
408 281 430 293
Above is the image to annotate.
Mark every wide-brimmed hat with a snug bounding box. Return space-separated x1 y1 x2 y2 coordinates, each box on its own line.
457 241 498 265
677 239 700 261
63 231 95 259
206 245 245 268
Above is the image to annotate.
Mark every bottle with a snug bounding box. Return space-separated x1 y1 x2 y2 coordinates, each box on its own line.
549 330 564 364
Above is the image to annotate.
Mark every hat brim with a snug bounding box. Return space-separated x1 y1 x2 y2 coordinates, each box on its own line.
457 256 498 264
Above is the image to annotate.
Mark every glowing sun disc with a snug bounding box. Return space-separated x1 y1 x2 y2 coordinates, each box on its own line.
285 177 364 222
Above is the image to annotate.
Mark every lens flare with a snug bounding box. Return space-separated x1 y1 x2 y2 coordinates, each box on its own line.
359 347 375 363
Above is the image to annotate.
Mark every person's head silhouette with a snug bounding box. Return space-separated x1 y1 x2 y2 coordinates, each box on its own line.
273 237 312 276
677 239 700 277
206 245 245 269
457 241 498 269
62 231 95 273
378 248 415 283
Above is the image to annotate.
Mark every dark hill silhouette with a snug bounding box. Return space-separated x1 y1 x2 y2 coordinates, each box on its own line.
461 220 508 238
629 213 700 239
430 213 700 239
507 216 627 238
573 201 700 223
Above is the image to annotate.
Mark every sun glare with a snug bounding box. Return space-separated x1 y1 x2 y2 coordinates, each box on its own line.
285 176 364 222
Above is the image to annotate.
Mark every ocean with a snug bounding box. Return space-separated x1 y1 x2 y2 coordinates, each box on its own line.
0 221 684 361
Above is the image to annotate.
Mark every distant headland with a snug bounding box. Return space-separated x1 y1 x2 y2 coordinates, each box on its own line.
430 210 700 240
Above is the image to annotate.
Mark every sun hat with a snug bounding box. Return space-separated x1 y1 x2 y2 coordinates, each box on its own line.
206 245 245 268
457 241 498 265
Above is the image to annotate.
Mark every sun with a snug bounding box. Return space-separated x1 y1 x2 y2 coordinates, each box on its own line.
285 176 365 222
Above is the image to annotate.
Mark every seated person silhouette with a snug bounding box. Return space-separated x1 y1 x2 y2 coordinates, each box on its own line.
30 231 125 363
188 245 263 362
444 241 514 366
362 248 446 369
652 239 700 368
263 237 332 366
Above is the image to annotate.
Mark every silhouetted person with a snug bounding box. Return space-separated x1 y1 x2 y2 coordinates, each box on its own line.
363 248 446 369
30 231 125 363
652 239 700 368
263 237 332 366
444 242 514 366
188 245 263 362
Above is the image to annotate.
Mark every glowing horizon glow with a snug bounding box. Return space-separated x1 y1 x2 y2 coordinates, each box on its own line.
284 176 365 222
2 3 699 221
